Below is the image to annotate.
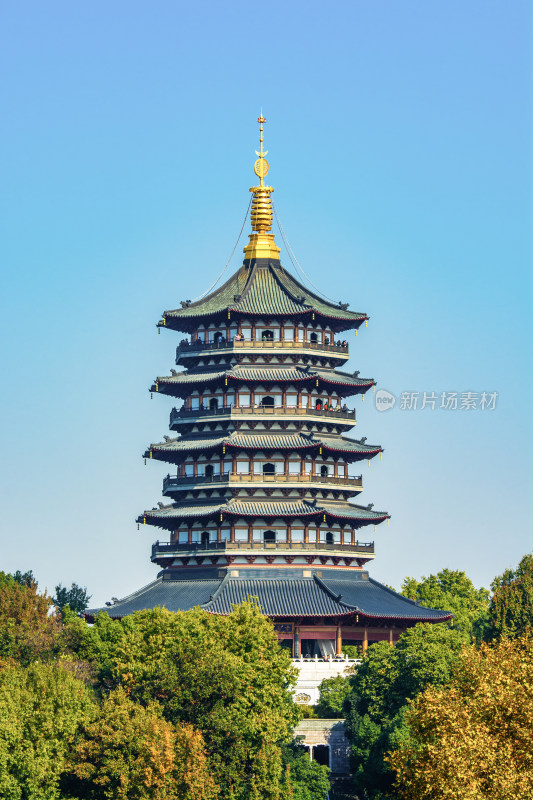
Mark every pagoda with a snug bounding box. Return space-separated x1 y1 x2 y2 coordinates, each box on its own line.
86 117 451 653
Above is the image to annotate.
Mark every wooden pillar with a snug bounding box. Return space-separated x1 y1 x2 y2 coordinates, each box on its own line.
251 323 256 340
296 390 301 408
232 456 237 475
204 329 209 344
307 393 312 409
311 460 316 476
362 626 368 654
351 528 356 546
334 461 338 478
315 527 320 545
284 455 289 475
230 524 235 543
193 461 198 477
335 625 342 656
226 324 231 340
248 523 253 543
217 523 222 543
282 389 287 407
304 524 309 544
235 391 240 407
294 627 301 658
249 456 254 475
223 390 228 407
340 528 345 546
389 627 394 645
250 390 255 405
300 457 305 476
188 525 193 545
287 524 292 544
219 455 225 474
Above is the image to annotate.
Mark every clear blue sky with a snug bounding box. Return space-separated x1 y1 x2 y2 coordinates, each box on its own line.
1 1 531 605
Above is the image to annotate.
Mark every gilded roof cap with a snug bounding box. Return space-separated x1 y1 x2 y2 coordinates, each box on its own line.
243 114 281 261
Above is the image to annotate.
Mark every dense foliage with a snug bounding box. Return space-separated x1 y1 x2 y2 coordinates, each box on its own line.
344 624 467 798
401 568 489 641
486 553 533 641
53 583 92 615
388 636 533 799
0 572 330 800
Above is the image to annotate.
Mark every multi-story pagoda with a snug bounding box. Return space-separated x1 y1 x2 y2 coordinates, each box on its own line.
87 118 451 653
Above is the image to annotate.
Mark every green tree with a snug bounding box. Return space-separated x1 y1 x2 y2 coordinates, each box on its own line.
345 624 466 798
0 661 92 800
53 583 92 615
96 601 300 800
64 687 218 800
0 573 60 664
486 553 533 641
401 568 489 641
388 636 533 800
315 674 352 718
281 743 330 800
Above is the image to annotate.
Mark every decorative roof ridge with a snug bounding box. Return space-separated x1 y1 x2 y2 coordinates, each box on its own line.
85 576 163 618
203 571 231 606
163 264 247 317
313 574 350 607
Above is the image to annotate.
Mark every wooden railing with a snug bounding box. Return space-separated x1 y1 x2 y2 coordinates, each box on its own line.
163 473 363 492
170 405 356 424
176 338 348 356
152 540 374 556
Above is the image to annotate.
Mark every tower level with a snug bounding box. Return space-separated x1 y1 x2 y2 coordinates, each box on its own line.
87 118 451 656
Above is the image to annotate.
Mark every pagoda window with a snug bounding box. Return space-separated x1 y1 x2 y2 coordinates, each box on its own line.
241 326 251 339
184 463 193 477
286 393 297 407
263 530 276 543
213 332 224 344
201 531 210 547
204 464 214 478
235 528 248 542
178 531 188 544
239 392 251 407
291 528 304 542
310 332 318 344
236 461 249 474
261 329 274 341
284 327 294 341
288 461 300 474
260 395 275 407
209 398 219 411
263 462 276 476
304 461 312 475
320 465 329 477
326 532 334 545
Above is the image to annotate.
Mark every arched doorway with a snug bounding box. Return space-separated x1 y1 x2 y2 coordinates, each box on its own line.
209 397 218 412
326 532 334 545
201 531 210 547
213 331 224 344
315 399 323 410
260 395 275 408
263 463 276 476
262 329 274 341
313 745 330 767
263 530 276 543
310 331 318 343
320 465 329 478
204 464 214 479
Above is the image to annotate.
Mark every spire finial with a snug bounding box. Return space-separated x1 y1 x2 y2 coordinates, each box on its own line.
254 114 269 188
243 113 280 262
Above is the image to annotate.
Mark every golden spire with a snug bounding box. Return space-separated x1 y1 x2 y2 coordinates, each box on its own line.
243 114 281 261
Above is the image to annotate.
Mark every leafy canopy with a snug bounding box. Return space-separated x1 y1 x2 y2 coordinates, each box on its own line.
486 553 533 641
388 636 533 800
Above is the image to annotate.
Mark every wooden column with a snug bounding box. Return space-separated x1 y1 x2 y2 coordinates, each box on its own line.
217 523 222 543
304 524 309 544
315 527 320 545
188 525 193 545
340 528 345 546
230 524 235 543
226 324 231 340
334 461 338 478
351 528 356 546
193 461 198 477
294 627 301 658
204 329 209 343
232 456 237 475
250 390 255 405
284 455 289 475
300 457 305 476
389 627 394 645
287 524 292 544
248 523 253 543
335 625 342 656
282 389 287 407
251 324 256 340
249 456 254 475
219 455 225 474
223 390 228 407
362 626 368 654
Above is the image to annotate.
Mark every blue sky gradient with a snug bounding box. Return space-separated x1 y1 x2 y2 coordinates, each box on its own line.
1 1 531 605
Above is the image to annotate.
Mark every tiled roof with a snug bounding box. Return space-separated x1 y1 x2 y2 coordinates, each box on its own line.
86 572 451 623
148 432 380 458
85 578 220 619
319 576 452 621
162 263 367 325
318 501 389 522
154 365 374 393
206 576 349 616
139 499 388 526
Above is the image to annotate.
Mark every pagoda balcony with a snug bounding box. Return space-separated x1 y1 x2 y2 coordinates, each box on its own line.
162 472 363 493
169 404 356 428
151 539 375 559
176 338 349 360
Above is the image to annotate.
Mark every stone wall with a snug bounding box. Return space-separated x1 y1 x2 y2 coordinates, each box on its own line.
293 657 358 705
294 719 351 774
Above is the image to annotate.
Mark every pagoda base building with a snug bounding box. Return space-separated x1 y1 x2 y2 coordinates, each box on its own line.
86 117 451 652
